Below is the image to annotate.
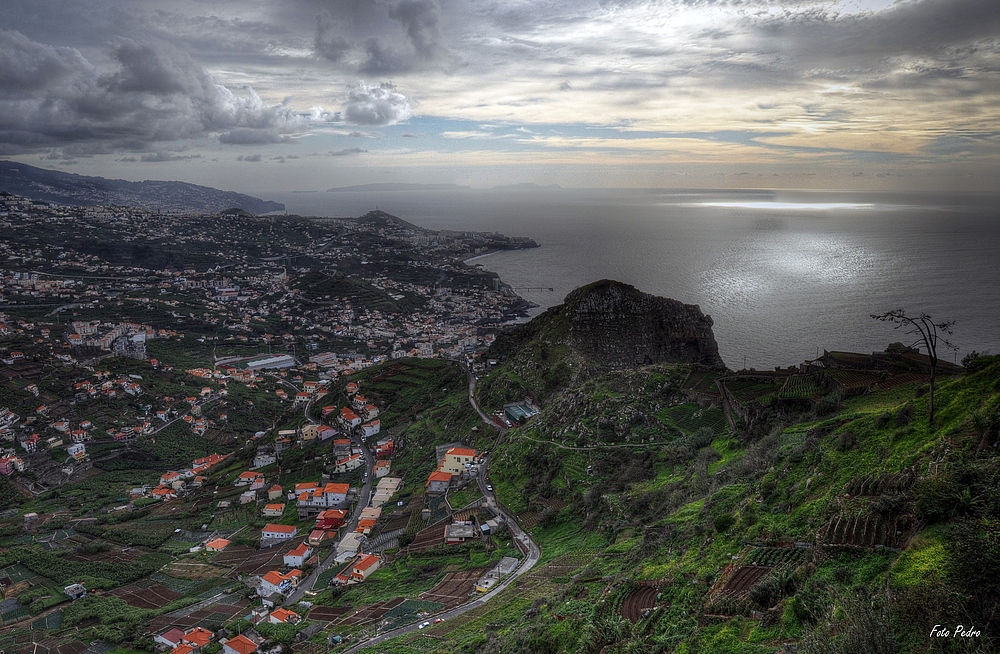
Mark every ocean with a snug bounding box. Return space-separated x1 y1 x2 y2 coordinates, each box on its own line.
266 188 1000 370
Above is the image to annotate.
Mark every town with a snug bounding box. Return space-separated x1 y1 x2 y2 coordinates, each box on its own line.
0 193 540 653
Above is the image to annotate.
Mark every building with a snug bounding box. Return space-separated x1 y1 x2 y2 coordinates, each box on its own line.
262 503 285 517
259 569 301 596
246 354 295 370
222 634 258 654
205 538 230 551
425 470 453 495
235 471 265 488
268 607 300 625
315 508 348 531
63 583 87 600
261 524 296 540
439 447 478 475
349 554 381 582
156 628 186 649
283 543 313 567
182 627 214 650
445 523 478 544
296 482 350 518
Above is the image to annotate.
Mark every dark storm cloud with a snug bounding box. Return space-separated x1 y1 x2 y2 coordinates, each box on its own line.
358 0 458 73
0 30 316 154
0 29 90 92
752 0 1000 61
315 13 352 62
389 0 444 59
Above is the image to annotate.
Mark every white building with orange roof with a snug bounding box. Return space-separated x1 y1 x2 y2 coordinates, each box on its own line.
283 542 313 567
261 524 296 541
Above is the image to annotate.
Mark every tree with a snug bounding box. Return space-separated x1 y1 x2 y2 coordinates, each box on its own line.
871 309 955 427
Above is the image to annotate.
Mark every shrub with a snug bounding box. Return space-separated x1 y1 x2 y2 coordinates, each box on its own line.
712 513 735 533
895 404 914 427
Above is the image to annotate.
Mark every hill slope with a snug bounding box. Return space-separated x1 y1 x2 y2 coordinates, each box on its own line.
0 160 284 213
480 280 725 406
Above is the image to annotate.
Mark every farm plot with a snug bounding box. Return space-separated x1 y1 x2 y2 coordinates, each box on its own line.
719 565 772 597
405 525 445 554
842 473 914 497
742 546 811 567
306 606 353 623
779 375 824 400
146 599 248 632
63 545 145 566
530 551 598 579
336 597 407 627
1 598 29 626
819 512 919 550
875 373 929 391
30 611 64 631
621 586 661 623
230 538 307 576
824 368 882 391
380 599 446 630
108 583 182 609
418 569 488 607
16 637 88 654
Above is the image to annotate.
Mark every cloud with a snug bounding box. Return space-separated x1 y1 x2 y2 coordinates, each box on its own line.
0 31 317 154
237 153 263 162
327 147 367 156
218 129 295 145
342 82 412 126
0 29 89 93
315 13 352 62
358 0 457 73
388 0 444 60
401 132 421 138
140 152 202 162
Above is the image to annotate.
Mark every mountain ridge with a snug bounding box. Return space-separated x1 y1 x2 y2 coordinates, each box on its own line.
0 160 284 214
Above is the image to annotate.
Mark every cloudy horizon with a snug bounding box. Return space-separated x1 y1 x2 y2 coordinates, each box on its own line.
2 0 999 193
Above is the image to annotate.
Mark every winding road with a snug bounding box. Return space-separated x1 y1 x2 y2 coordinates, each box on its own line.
340 360 541 653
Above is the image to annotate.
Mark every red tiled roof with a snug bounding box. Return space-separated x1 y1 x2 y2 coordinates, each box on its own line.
262 523 296 534
224 635 258 654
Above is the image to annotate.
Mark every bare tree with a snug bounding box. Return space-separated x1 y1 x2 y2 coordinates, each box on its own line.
871 309 956 427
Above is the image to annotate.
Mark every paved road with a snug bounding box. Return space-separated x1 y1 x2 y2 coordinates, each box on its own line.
341 361 540 653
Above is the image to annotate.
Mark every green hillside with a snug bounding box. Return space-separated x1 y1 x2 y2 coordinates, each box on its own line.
377 354 1000 654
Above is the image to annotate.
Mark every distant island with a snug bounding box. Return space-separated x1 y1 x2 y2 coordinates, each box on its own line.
493 182 561 190
327 183 471 192
326 182 562 192
0 160 284 214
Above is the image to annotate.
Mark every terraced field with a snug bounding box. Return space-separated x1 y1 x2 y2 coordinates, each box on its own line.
621 586 660 623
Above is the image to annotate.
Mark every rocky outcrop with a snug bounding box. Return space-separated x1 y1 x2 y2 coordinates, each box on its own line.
561 280 725 369
480 280 725 406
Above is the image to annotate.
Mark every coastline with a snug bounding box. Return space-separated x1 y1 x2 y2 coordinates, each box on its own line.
461 248 538 319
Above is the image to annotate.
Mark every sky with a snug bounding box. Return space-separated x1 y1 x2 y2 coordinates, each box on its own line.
2 0 999 192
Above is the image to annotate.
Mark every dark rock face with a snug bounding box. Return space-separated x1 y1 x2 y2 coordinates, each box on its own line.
563 280 725 369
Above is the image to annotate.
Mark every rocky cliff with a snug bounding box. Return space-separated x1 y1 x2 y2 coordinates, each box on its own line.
480 280 725 406
561 279 724 369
